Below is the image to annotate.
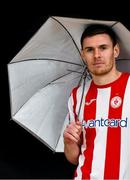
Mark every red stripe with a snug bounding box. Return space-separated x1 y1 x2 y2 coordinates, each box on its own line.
104 73 129 179
72 86 79 121
81 82 97 179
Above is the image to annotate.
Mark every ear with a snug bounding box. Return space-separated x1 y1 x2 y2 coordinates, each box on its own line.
81 49 86 62
114 44 120 58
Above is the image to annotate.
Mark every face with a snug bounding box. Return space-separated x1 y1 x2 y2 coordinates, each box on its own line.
81 33 119 76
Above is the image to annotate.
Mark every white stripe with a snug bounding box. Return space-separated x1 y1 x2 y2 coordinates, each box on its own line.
68 93 75 122
90 87 111 180
74 80 91 179
76 79 92 122
74 128 87 180
119 77 130 180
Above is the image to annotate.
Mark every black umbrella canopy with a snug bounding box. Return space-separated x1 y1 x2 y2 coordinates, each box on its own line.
7 16 130 152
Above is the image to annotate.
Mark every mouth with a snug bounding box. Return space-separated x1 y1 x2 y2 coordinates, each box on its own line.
93 62 105 67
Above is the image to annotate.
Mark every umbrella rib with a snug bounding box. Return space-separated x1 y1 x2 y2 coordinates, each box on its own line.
51 16 85 66
9 58 83 67
44 70 82 86
111 21 120 28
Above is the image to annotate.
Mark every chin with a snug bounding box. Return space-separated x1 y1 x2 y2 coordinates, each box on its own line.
91 70 111 76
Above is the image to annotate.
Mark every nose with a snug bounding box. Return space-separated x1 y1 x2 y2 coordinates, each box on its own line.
94 48 101 58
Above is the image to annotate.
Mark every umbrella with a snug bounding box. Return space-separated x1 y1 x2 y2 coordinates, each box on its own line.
7 16 130 152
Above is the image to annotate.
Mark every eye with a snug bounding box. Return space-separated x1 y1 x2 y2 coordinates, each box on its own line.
100 45 108 50
85 48 93 52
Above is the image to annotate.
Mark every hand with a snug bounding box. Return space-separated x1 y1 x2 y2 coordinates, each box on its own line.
63 120 82 146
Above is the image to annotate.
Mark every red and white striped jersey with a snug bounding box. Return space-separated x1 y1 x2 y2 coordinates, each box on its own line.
68 72 130 180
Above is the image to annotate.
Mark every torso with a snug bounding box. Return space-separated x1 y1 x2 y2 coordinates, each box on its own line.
71 72 130 180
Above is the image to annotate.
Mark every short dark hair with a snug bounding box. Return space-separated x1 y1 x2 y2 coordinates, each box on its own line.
80 24 119 49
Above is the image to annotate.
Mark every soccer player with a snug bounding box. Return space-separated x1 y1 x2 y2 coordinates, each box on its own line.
63 24 130 179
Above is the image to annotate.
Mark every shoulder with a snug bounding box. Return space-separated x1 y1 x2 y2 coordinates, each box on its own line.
127 72 130 77
126 72 130 82
122 72 130 79
71 78 92 95
123 72 130 76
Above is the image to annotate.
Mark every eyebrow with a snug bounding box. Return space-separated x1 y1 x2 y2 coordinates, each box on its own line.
83 44 109 50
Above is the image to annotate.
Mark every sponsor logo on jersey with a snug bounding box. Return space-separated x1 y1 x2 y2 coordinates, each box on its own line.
85 99 96 106
82 117 128 128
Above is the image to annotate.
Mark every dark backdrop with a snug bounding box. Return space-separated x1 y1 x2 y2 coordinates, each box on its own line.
1 2 130 179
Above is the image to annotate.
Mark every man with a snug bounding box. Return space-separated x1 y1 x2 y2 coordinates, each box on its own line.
63 24 130 179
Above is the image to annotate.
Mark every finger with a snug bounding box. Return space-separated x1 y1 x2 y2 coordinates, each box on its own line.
69 120 82 130
67 121 82 136
76 120 82 126
66 124 80 136
75 121 82 133
64 131 80 144
65 126 81 142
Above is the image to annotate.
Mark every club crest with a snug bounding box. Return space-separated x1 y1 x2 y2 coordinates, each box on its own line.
111 96 122 108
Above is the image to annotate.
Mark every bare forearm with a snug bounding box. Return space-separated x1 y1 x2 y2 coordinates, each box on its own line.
64 142 81 165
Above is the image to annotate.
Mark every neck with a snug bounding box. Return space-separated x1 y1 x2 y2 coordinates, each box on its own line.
92 69 122 86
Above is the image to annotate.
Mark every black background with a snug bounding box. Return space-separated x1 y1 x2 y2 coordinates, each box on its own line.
1 1 130 179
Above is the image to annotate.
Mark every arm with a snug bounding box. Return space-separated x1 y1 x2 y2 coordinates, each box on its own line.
63 121 82 165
